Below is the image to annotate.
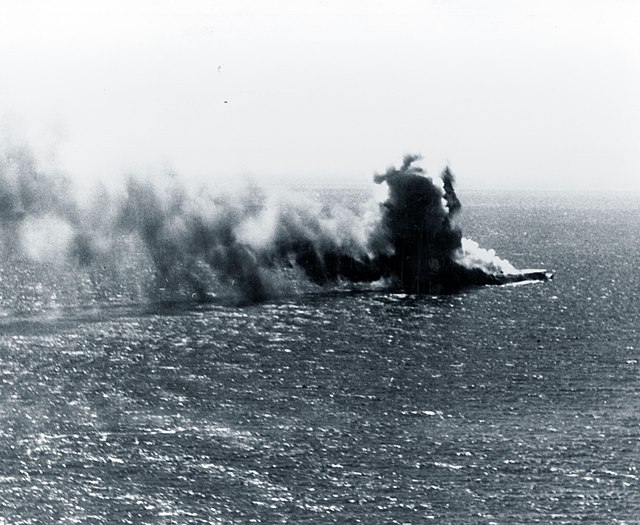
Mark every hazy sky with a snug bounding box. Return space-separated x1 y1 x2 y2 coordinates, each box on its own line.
1 0 639 190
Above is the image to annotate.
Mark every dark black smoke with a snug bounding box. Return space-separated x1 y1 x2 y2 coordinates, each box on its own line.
370 155 465 293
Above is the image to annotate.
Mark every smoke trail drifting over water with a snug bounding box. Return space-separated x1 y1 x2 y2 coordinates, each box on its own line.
0 148 550 303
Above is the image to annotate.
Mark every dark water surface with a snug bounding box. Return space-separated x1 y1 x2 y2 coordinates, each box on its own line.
1 191 639 523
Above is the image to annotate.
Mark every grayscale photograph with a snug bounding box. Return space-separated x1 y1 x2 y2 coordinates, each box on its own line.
0 1 638 523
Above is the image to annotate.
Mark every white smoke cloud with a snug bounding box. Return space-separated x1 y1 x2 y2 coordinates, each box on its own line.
457 238 518 275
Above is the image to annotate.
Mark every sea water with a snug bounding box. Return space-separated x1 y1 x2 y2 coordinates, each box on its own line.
0 190 638 523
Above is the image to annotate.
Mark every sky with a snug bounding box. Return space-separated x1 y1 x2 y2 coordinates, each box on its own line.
1 0 639 190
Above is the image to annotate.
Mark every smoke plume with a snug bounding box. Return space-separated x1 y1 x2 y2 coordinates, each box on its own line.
0 148 550 303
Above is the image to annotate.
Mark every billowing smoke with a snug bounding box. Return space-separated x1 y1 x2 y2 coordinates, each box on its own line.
0 147 550 303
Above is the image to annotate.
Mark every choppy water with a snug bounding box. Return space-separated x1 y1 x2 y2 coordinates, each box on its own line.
1 191 639 523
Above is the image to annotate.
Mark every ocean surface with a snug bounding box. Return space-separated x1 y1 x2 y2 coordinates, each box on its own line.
1 190 639 524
